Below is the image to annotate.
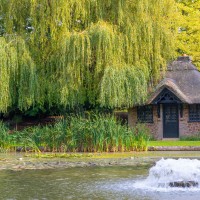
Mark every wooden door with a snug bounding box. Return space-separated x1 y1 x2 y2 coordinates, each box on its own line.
163 104 179 138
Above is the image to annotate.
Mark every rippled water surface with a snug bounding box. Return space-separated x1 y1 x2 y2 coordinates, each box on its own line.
0 164 200 200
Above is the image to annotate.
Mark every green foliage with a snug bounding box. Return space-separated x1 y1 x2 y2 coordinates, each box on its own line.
100 64 148 107
132 123 151 151
56 114 134 152
0 115 150 152
176 0 200 67
0 37 36 112
0 121 10 151
0 0 177 112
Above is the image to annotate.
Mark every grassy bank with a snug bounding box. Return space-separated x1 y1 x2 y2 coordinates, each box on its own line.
149 141 200 147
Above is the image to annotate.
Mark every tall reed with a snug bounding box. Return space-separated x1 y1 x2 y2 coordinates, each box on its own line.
0 121 10 151
0 114 150 152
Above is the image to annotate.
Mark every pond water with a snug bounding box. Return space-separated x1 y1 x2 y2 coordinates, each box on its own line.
0 159 200 200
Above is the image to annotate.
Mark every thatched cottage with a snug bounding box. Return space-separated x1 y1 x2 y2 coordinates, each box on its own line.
128 56 200 139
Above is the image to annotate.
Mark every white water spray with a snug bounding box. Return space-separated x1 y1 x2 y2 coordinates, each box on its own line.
134 158 200 191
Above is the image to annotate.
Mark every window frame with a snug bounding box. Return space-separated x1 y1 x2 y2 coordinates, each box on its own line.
137 105 153 123
189 104 200 122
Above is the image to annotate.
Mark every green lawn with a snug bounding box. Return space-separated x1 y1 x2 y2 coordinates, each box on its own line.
149 141 200 146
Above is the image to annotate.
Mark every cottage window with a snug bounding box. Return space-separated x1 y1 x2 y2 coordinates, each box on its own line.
137 105 153 123
189 104 200 122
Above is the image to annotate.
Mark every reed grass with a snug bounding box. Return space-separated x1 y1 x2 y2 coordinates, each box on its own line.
0 115 150 152
0 121 11 152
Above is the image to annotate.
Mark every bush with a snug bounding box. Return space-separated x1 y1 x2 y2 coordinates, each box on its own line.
180 132 200 141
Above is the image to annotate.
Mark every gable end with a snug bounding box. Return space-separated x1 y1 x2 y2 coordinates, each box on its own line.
151 88 182 104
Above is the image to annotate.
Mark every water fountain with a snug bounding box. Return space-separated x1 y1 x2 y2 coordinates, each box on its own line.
1 157 200 199
134 158 200 190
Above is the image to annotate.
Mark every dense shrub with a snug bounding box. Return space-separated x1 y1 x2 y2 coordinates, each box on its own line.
180 133 200 141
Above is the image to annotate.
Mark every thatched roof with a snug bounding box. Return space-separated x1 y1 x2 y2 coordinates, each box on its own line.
148 56 200 104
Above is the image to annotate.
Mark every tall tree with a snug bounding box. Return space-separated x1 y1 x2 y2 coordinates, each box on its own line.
176 0 200 67
0 0 178 113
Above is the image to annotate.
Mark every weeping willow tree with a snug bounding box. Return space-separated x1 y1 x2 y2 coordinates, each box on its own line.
0 0 178 114
0 37 36 112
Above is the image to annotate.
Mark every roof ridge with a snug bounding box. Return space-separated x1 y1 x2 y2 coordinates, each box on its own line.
148 78 192 104
167 60 197 71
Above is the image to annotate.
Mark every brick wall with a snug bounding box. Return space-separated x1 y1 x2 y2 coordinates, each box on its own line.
128 105 163 139
128 104 200 139
179 104 200 137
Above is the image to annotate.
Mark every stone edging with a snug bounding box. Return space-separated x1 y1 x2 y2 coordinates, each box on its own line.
148 146 200 151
